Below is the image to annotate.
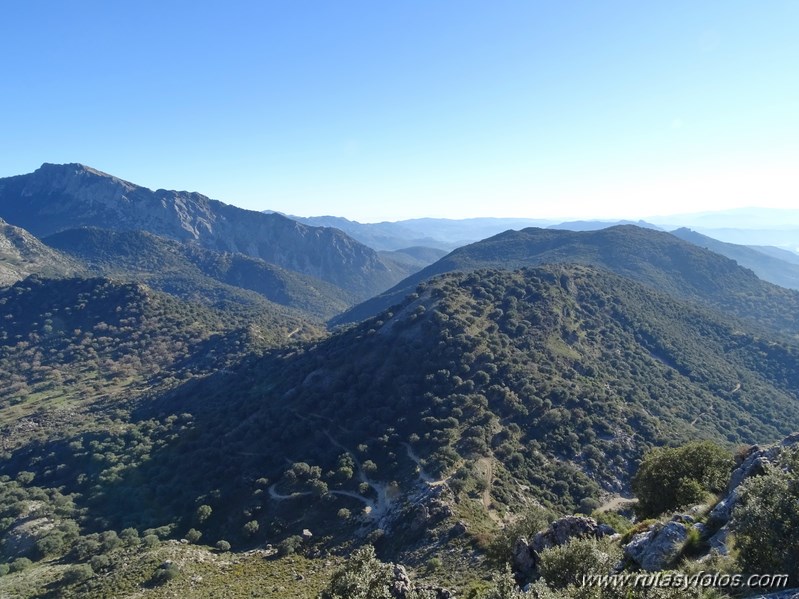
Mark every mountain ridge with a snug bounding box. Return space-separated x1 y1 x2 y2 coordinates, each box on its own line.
0 217 83 285
0 164 411 300
44 227 353 319
334 225 799 337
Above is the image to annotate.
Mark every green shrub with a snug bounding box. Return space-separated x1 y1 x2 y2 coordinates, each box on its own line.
426 557 443 572
537 537 621 590
593 511 632 536
151 562 180 585
90 554 111 572
215 539 231 552
731 450 799 584
632 441 732 518
277 535 303 556
63 563 94 585
9 557 33 573
185 528 202 543
487 505 555 565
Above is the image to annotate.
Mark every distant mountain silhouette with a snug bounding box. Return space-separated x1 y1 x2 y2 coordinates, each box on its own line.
0 164 412 300
548 219 662 232
671 228 799 291
283 213 558 250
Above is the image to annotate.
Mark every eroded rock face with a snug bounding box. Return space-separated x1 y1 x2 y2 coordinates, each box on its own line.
624 520 688 571
512 537 538 578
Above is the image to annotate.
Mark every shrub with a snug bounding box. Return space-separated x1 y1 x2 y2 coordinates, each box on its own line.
426 557 443 572
632 441 732 517
487 505 555 565
90 554 111 572
215 540 231 552
593 511 633 536
731 450 799 584
120 527 139 546
185 528 202 543
63 563 94 585
9 557 33 573
277 535 303 556
196 504 212 523
537 537 622 590
478 565 530 599
321 545 436 599
151 562 180 585
243 520 259 537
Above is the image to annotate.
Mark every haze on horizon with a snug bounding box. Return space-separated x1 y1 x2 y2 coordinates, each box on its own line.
2 1 797 223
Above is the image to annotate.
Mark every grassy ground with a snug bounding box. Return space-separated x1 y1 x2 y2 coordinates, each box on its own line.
0 542 340 599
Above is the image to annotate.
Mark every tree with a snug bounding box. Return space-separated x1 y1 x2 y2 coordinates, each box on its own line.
196 504 212 523
62 563 94 585
537 538 621 590
185 528 202 543
478 565 528 599
632 441 732 517
242 520 259 537
321 545 437 599
731 450 799 584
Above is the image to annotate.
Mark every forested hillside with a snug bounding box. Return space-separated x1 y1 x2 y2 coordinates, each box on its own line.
337 226 799 339
45 227 354 319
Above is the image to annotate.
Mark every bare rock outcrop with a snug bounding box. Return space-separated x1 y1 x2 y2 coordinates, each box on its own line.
623 519 688 571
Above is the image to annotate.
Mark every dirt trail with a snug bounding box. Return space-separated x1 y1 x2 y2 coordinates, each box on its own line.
401 442 450 487
477 457 493 510
268 485 310 501
596 495 637 513
267 417 391 521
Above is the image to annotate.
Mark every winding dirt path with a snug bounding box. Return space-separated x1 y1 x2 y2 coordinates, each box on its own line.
267 419 391 521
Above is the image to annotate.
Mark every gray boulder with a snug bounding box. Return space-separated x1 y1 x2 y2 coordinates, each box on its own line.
624 520 688 571
707 525 730 556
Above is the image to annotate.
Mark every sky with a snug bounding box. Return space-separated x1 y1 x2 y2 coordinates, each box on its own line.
1 1 798 222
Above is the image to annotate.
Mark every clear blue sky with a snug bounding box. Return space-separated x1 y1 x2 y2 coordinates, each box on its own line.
1 1 797 222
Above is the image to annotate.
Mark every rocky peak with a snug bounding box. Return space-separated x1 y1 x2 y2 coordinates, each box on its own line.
0 164 410 299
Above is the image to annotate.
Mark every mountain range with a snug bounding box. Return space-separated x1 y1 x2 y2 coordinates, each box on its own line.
2 163 799 597
0 164 413 301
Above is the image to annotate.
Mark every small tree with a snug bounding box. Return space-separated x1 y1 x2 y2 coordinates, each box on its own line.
196 504 212 523
537 537 622 590
321 545 437 599
243 520 259 537
632 441 732 517
185 528 202 544
63 563 94 585
731 449 799 584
